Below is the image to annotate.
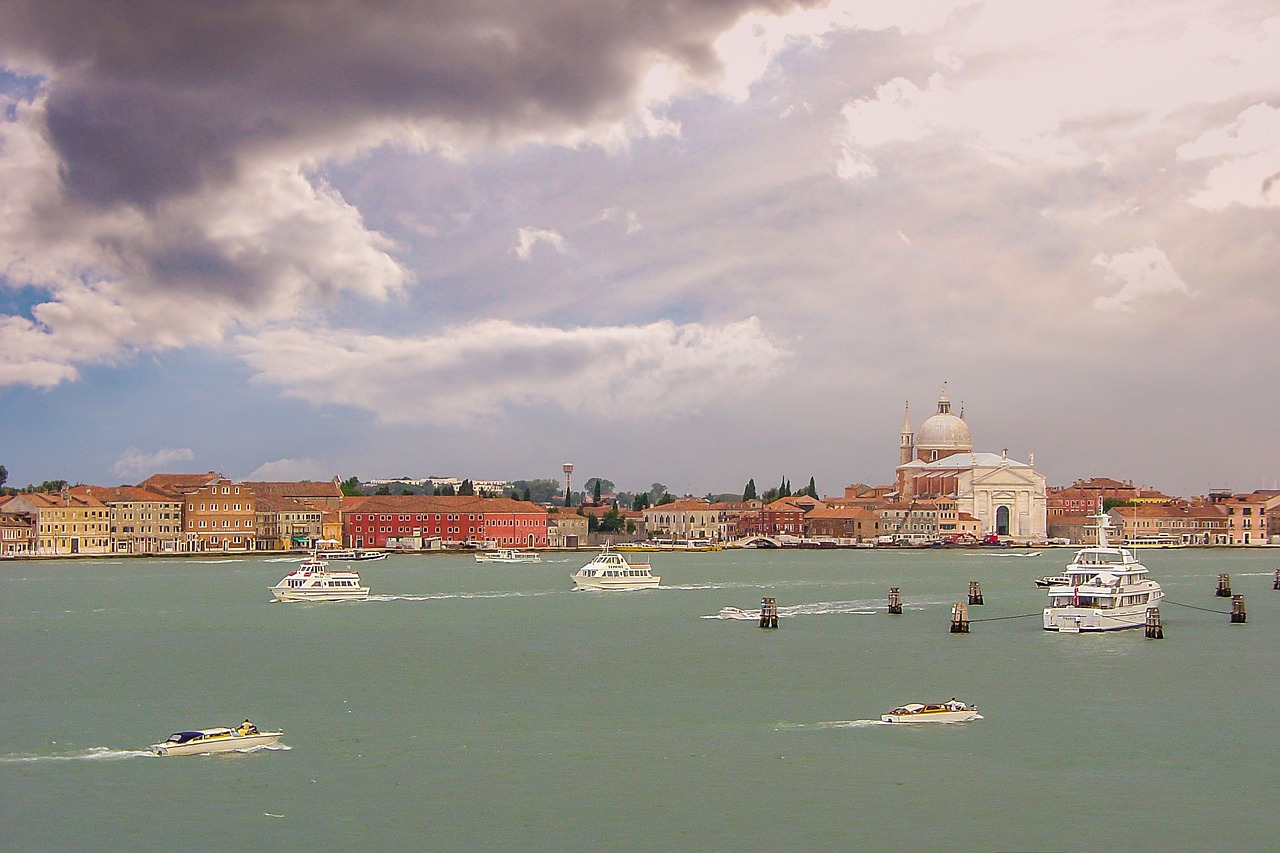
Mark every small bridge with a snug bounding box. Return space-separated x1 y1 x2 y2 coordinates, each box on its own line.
728 535 785 549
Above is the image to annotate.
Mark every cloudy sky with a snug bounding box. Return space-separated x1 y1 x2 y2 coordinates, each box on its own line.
1 0 1278 498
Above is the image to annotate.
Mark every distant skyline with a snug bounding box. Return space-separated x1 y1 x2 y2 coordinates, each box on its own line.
2 2 1278 499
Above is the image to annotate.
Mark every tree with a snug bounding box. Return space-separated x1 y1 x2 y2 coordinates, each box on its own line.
375 484 391 495
806 476 818 498
339 476 362 496
656 492 675 506
632 493 650 511
0 465 7 490
648 483 668 505
743 478 757 501
523 487 532 502
459 479 475 496
593 480 602 503
512 479 558 504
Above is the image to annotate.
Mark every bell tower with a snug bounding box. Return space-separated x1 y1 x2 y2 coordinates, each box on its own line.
899 402 914 465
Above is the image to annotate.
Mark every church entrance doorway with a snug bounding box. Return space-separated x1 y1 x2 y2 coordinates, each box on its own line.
995 506 1010 536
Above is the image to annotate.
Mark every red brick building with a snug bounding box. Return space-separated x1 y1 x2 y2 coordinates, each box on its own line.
342 495 548 548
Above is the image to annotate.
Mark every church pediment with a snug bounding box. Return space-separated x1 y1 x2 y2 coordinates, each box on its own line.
972 464 1041 488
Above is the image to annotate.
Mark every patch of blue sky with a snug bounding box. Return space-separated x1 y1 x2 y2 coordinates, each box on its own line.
0 276 49 320
0 69 44 117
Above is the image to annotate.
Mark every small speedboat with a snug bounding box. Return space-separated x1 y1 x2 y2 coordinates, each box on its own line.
319 549 387 562
881 701 982 723
718 606 761 620
150 726 283 756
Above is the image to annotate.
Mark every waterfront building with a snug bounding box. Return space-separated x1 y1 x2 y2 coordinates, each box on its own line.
342 495 547 549
1207 491 1280 545
0 508 36 555
183 478 257 551
93 486 185 553
547 510 588 548
894 390 1047 540
643 499 745 542
1108 503 1231 545
803 506 881 541
1 487 111 555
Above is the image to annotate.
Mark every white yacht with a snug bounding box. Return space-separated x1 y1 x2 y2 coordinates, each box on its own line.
475 549 542 563
271 552 370 602
1043 511 1164 632
571 545 660 590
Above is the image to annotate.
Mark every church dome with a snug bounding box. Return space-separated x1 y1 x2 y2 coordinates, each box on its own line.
916 394 971 452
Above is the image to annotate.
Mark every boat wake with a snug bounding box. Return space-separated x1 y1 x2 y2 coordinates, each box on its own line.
706 598 948 620
776 720 889 731
364 590 551 603
0 747 156 764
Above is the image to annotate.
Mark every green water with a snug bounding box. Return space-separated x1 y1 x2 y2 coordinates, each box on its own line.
3 549 1277 852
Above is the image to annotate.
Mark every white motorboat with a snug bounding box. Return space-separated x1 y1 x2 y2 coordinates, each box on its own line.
271 552 370 602
571 545 660 590
474 549 542 563
1043 510 1164 632
881 700 982 723
1035 575 1070 588
718 606 761 620
150 726 283 756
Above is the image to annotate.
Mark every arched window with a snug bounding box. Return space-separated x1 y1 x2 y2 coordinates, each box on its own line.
995 505 1010 536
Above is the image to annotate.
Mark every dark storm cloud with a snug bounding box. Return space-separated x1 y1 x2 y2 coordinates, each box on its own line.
0 0 815 208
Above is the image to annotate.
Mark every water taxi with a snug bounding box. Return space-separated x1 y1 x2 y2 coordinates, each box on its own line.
571 545 660 590
474 549 542 563
271 552 370 602
150 725 283 756
1043 510 1164 632
319 548 387 562
881 700 982 723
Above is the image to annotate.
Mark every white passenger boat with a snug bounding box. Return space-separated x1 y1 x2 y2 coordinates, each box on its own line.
150 725 283 756
881 700 982 723
474 549 542 563
1043 511 1164 632
319 548 387 562
571 545 660 590
270 552 370 602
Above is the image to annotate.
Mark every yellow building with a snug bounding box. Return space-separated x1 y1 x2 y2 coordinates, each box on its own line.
3 487 111 555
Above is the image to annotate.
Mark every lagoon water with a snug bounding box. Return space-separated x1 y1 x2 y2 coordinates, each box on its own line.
3 547 1278 852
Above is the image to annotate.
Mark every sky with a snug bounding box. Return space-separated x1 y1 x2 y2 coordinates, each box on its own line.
1 0 1278 499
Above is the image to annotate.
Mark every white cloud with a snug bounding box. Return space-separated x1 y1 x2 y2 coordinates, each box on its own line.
111 447 196 479
245 458 334 482
236 317 791 425
1092 245 1192 311
512 227 568 260
1178 102 1280 209
835 3 1280 177
0 96 408 388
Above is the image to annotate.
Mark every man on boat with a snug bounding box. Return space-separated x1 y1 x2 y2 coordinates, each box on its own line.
238 719 258 736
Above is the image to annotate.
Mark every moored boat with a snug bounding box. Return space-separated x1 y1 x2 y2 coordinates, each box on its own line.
319 548 387 562
571 545 660 590
271 552 370 602
1035 574 1070 588
150 724 283 756
1043 510 1164 632
475 548 541 563
881 700 981 723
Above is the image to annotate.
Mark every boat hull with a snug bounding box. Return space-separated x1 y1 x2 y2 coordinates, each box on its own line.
271 585 369 602
571 576 660 591
1042 605 1150 632
881 711 982 723
151 731 283 756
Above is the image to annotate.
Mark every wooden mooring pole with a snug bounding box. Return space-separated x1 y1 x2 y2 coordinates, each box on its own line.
1144 606 1164 639
888 587 903 615
950 602 969 633
1273 569 1279 590
759 597 778 629
968 581 984 605
1230 594 1247 624
1216 574 1232 597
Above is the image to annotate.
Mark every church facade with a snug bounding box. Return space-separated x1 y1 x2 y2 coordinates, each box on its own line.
894 392 1047 541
